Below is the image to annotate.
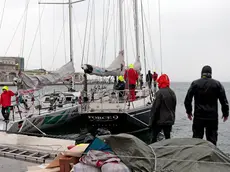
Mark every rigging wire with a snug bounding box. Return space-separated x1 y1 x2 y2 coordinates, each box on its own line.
0 0 7 30
113 0 116 58
63 0 67 63
92 0 96 65
158 0 163 74
100 0 117 67
99 0 106 68
123 0 129 67
72 6 83 53
81 0 91 65
126 0 135 61
102 0 112 67
39 1 43 69
26 4 46 69
20 0 29 57
113 0 118 58
98 0 112 68
140 0 147 78
53 5 55 59
147 0 154 69
104 0 111 67
142 9 158 71
4 0 32 56
86 0 93 64
51 13 67 68
133 0 140 64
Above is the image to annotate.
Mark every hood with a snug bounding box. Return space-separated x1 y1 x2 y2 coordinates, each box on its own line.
201 65 212 78
2 86 9 91
118 75 124 82
157 74 170 88
129 64 134 69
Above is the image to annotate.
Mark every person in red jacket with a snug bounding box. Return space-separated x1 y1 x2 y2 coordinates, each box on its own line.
150 74 176 143
124 64 138 101
152 71 158 92
0 86 15 121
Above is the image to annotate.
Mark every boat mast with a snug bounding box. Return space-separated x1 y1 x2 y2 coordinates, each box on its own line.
133 0 140 65
39 0 86 91
118 0 124 52
140 0 147 79
68 0 73 63
68 0 75 90
113 0 124 87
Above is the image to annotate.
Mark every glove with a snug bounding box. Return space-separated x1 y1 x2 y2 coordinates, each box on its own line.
187 113 193 121
222 116 228 122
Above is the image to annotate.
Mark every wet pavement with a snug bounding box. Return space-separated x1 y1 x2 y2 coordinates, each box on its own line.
0 157 35 172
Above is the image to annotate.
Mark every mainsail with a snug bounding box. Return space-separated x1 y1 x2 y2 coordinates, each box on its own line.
18 61 75 90
82 51 125 77
134 59 141 74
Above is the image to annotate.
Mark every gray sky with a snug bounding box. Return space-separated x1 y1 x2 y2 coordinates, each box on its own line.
0 0 230 81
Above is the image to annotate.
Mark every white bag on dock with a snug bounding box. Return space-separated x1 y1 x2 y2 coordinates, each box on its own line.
101 162 131 172
73 162 101 172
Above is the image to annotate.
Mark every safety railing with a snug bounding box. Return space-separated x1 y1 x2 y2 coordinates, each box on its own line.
81 88 155 113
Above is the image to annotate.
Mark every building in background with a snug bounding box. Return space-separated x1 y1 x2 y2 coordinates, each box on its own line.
0 57 24 82
0 56 85 83
24 68 47 75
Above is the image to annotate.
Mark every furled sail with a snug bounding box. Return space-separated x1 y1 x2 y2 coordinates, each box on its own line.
18 61 75 90
82 51 125 77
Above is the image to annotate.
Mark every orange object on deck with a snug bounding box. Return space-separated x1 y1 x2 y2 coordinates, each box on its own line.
59 156 79 172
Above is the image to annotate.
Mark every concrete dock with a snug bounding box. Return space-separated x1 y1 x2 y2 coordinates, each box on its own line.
0 157 35 172
0 131 75 172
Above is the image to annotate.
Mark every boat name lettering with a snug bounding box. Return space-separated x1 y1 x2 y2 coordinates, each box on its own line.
88 115 119 121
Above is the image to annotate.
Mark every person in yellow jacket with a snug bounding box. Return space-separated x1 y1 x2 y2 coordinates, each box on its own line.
0 86 15 121
115 76 125 98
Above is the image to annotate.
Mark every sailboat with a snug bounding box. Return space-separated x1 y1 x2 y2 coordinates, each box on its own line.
0 0 82 134
79 0 153 134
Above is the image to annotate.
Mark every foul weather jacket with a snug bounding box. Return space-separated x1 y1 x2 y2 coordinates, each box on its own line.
115 81 125 91
146 73 152 83
0 91 15 107
152 72 158 81
184 78 229 120
150 87 177 125
124 69 138 85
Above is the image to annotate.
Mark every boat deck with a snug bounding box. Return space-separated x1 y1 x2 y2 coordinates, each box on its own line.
86 95 151 113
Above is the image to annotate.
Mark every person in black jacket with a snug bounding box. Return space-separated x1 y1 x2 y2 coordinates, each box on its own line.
184 65 229 145
115 75 125 98
146 70 153 89
150 74 177 143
